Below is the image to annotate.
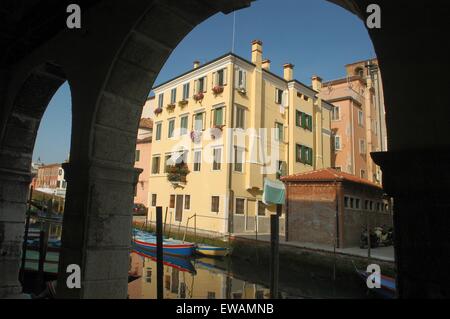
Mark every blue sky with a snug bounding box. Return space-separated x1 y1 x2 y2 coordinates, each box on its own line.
33 0 375 164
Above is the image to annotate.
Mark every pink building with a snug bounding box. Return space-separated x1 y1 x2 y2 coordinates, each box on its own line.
134 118 153 207
317 59 386 184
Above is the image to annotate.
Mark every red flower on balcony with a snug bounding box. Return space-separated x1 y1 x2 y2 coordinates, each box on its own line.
190 130 202 144
193 92 204 102
212 85 224 95
154 107 163 115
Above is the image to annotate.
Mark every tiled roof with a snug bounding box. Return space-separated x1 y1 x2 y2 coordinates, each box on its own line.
139 118 153 129
281 168 382 189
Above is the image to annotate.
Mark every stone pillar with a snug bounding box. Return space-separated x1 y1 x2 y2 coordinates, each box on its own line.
0 168 31 298
372 150 450 298
56 161 141 299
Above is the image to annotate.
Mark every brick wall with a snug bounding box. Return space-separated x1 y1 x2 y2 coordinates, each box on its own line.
287 183 337 245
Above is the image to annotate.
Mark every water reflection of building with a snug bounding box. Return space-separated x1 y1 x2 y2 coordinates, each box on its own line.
127 252 269 299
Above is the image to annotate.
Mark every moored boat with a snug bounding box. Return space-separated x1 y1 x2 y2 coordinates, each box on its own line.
195 244 229 257
132 229 195 257
132 246 196 274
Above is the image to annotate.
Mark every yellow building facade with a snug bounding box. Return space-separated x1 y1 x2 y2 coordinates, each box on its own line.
143 40 332 236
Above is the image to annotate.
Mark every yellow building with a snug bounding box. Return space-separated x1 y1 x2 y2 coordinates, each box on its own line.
143 40 332 236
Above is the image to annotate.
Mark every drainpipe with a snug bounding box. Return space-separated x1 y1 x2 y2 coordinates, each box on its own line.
226 60 236 235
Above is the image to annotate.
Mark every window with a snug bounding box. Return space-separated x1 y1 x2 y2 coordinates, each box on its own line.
234 147 244 172
57 181 61 188
359 139 366 154
355 198 361 209
215 68 227 86
182 83 190 100
295 144 313 165
236 69 246 90
332 106 340 120
358 110 364 126
360 169 366 179
135 150 140 162
344 196 349 208
184 195 190 210
169 195 175 209
213 148 222 171
170 88 177 104
364 200 369 210
235 198 245 215
193 150 202 172
235 106 245 129
350 197 354 209
168 119 175 138
196 76 206 93
158 93 164 108
213 107 224 126
151 156 160 174
194 113 203 131
155 123 162 141
275 88 283 104
257 201 266 216
211 196 220 213
334 135 341 151
151 194 157 207
296 111 312 131
180 116 188 135
164 154 172 173
275 122 283 141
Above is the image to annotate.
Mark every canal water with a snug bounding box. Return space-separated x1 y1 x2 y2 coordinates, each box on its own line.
128 251 372 299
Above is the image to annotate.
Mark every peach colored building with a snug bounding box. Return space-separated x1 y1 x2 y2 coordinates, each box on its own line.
134 118 153 207
316 59 386 184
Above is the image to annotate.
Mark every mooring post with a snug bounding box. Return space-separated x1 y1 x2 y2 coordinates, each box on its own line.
270 204 281 299
156 206 163 299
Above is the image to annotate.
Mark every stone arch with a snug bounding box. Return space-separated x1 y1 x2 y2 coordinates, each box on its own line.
0 62 66 298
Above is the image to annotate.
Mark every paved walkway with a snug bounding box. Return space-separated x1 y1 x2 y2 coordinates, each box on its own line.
233 233 395 262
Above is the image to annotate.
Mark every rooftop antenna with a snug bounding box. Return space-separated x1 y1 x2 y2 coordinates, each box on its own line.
231 10 236 53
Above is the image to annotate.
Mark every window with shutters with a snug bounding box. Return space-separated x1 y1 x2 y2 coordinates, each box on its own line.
184 195 190 210
332 106 340 120
275 122 283 141
334 135 341 150
236 68 246 90
358 110 364 126
193 150 201 172
213 107 224 126
275 88 283 104
170 88 176 104
194 112 204 131
152 156 161 174
295 110 312 131
235 198 245 215
158 93 164 108
211 196 220 213
234 147 244 172
295 144 313 165
182 83 190 100
180 115 188 135
213 147 222 171
235 105 245 129
215 68 227 86
196 77 206 93
168 118 175 138
155 122 162 141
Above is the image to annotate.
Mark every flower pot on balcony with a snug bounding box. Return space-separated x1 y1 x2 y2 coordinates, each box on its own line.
166 103 176 111
178 100 188 107
193 92 204 102
154 107 163 115
212 85 224 95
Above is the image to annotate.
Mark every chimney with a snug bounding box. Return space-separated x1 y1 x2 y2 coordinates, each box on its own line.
262 59 271 71
193 60 200 69
283 63 294 81
311 75 323 91
251 40 263 67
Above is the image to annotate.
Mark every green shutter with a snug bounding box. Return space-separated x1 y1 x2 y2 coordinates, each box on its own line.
301 145 306 163
301 112 306 128
296 111 301 127
214 108 223 126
